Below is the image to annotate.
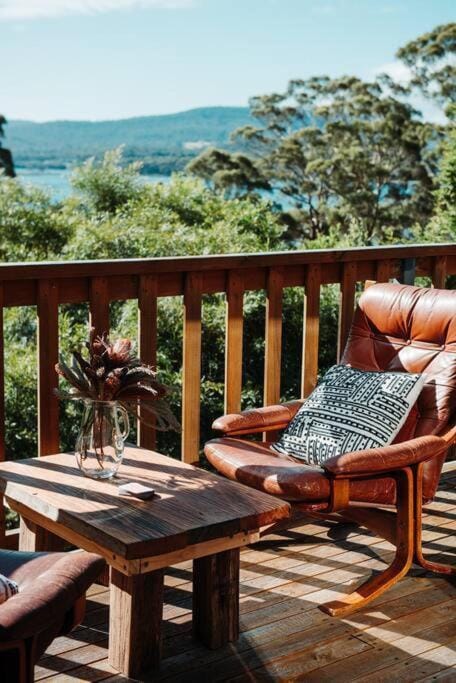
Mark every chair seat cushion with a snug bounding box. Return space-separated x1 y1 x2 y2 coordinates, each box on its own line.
205 437 396 505
271 365 424 465
0 549 105 642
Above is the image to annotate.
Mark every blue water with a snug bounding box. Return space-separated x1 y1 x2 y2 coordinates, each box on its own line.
17 168 170 200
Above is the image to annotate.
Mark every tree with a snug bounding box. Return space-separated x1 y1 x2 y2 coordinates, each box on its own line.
0 179 71 261
189 76 439 241
396 23 456 112
0 114 15 178
428 125 456 239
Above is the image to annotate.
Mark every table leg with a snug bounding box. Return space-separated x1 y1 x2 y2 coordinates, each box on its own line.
193 547 240 649
19 517 65 552
108 567 164 678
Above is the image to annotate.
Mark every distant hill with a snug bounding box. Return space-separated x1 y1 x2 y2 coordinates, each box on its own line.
8 107 253 173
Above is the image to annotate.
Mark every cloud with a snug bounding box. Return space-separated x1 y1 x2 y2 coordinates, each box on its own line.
0 0 194 21
375 61 412 85
373 61 446 124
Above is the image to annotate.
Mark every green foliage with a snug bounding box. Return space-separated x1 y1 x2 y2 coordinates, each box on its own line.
71 148 143 213
0 114 6 143
189 76 440 241
415 125 456 243
0 178 70 260
67 160 284 260
433 126 456 236
2 150 286 459
396 23 456 111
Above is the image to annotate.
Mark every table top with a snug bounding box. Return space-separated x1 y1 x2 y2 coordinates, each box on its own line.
0 447 289 561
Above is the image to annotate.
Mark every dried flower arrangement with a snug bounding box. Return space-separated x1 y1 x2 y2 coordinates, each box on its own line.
55 328 180 433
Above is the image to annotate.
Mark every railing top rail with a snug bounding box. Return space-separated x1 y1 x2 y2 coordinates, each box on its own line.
0 243 454 281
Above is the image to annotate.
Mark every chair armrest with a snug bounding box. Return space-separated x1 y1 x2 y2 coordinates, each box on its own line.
212 400 304 436
323 435 448 478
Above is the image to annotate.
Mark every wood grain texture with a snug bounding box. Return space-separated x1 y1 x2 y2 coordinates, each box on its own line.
19 516 64 552
0 446 289 563
138 274 158 450
264 267 283 408
193 548 240 649
34 464 456 682
375 259 394 283
321 467 415 617
432 255 447 289
37 279 60 456
89 277 110 336
109 567 164 677
337 261 357 361
182 272 203 464
225 270 244 414
302 264 321 398
1 243 455 282
0 245 455 310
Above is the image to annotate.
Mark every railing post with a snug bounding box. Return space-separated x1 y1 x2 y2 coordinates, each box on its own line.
263 268 284 442
90 277 110 336
375 259 393 283
225 271 244 415
138 275 158 451
337 262 357 362
432 256 447 289
182 272 203 464
37 279 60 457
302 264 320 398
264 267 284 407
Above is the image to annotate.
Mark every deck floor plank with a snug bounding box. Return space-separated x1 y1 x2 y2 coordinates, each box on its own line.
38 467 456 682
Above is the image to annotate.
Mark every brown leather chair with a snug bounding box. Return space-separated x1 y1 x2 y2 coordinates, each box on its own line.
205 283 456 617
0 548 105 682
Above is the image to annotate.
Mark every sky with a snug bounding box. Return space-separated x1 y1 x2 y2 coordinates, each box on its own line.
1 0 454 122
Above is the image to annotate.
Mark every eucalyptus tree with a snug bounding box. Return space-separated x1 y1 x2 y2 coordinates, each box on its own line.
0 114 16 178
396 23 456 112
189 76 439 241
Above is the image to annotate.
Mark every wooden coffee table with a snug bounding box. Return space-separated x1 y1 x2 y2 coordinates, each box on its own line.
0 446 289 677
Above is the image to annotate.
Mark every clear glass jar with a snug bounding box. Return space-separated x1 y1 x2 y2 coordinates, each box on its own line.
75 400 130 479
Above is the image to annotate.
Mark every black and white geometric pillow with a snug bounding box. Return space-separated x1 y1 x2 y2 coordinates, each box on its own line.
0 573 19 605
271 365 424 466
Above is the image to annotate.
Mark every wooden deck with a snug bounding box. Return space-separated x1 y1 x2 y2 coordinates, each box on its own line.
36 465 456 682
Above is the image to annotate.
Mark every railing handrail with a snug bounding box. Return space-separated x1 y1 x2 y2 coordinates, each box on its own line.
0 242 455 280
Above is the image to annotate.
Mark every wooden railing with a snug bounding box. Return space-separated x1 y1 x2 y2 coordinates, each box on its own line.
0 243 454 543
1 243 454 460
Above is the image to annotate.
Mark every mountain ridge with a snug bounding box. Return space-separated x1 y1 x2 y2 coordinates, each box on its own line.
7 106 253 173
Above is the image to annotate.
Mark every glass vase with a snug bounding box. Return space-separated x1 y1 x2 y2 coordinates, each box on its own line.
75 400 130 479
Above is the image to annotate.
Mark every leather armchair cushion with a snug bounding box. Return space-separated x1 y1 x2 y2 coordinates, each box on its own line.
205 437 397 505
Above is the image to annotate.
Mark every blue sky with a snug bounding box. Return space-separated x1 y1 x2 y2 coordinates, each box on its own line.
1 0 454 121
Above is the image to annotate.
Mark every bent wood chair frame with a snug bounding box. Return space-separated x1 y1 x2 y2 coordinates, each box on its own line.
308 451 455 617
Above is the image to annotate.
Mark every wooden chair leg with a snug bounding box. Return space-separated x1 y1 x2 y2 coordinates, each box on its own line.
320 467 414 618
413 462 455 575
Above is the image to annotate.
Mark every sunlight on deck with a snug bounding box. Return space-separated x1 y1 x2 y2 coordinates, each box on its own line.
36 463 456 682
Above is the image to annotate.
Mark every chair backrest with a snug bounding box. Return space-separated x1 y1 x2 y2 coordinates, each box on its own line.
342 282 456 500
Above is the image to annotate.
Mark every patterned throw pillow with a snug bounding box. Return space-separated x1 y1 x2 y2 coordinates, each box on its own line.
272 365 424 466
0 573 19 604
